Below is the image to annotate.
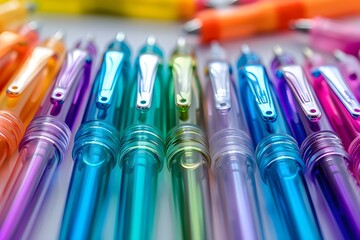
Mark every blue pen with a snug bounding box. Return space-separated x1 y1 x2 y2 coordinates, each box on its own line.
237 45 322 239
0 36 96 239
60 33 131 240
116 36 166 240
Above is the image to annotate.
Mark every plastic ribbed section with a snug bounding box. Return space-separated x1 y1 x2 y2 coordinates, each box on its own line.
165 124 210 170
0 110 25 154
119 125 164 171
349 136 360 177
73 120 120 168
256 134 304 183
210 128 255 172
301 131 350 175
20 116 71 161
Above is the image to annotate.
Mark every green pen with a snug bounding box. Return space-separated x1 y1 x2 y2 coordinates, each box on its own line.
116 36 166 240
166 38 213 240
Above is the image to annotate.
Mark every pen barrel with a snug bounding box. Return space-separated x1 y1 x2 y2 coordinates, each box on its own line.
166 124 213 240
0 110 25 165
256 134 321 239
117 125 164 240
301 131 360 238
0 116 70 239
349 136 360 181
210 129 262 240
60 120 119 240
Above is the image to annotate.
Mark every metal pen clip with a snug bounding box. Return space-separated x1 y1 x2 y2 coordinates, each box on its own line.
242 65 277 121
6 46 57 96
313 65 360 118
50 48 90 104
136 38 161 110
208 61 231 113
96 50 125 109
277 65 321 121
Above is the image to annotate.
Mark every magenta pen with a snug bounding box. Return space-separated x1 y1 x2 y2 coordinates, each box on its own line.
292 17 360 56
0 37 97 239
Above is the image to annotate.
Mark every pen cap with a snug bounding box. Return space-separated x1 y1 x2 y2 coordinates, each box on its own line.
237 48 292 145
168 38 204 128
36 37 97 129
81 33 131 129
127 36 166 133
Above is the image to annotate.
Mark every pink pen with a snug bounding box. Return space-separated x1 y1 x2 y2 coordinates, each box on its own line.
303 48 360 182
292 17 360 56
333 50 360 102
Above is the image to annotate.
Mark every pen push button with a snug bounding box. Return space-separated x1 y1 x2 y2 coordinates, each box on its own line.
277 65 321 121
312 66 360 118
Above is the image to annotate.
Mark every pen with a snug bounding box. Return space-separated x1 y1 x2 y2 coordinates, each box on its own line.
166 38 213 240
272 47 360 238
0 31 66 166
204 43 262 240
183 0 360 43
292 17 360 56
116 36 165 240
35 0 246 20
0 37 96 239
237 46 321 239
60 33 131 240
0 22 38 91
303 49 360 180
0 0 31 32
332 50 360 102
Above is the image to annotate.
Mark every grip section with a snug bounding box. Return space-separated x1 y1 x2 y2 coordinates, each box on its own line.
166 124 213 240
116 125 164 240
256 134 321 240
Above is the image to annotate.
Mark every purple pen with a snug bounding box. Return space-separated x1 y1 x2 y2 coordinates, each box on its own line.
204 43 263 240
0 37 97 239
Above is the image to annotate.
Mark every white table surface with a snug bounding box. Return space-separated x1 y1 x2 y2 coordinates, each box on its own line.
12 13 360 240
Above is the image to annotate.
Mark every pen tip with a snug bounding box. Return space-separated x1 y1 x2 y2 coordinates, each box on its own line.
177 37 187 48
302 47 314 59
25 3 37 13
273 45 284 56
27 21 39 31
183 19 201 34
53 30 65 41
333 49 346 61
147 36 156 46
290 19 312 32
115 32 126 42
241 44 251 54
210 41 226 59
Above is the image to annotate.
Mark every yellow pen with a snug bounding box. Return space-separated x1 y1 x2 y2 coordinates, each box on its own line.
0 0 31 31
0 31 66 166
35 0 207 20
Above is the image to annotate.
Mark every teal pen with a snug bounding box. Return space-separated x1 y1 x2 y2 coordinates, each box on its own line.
60 33 131 239
116 36 166 240
237 46 322 239
166 38 213 240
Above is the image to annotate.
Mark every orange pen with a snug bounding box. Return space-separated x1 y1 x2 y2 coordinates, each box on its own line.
0 31 66 166
0 0 31 32
184 0 360 43
0 22 39 91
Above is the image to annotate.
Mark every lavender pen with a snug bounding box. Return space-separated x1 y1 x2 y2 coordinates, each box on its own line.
0 37 96 239
204 43 263 240
271 46 360 239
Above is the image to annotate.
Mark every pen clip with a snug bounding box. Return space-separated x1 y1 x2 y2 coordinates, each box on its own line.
277 65 321 121
7 46 56 96
242 65 277 121
96 50 125 109
313 66 360 118
172 56 193 111
136 53 160 110
50 49 89 104
207 61 231 113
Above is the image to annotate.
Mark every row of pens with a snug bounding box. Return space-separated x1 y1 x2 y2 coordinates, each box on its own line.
1 22 360 240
